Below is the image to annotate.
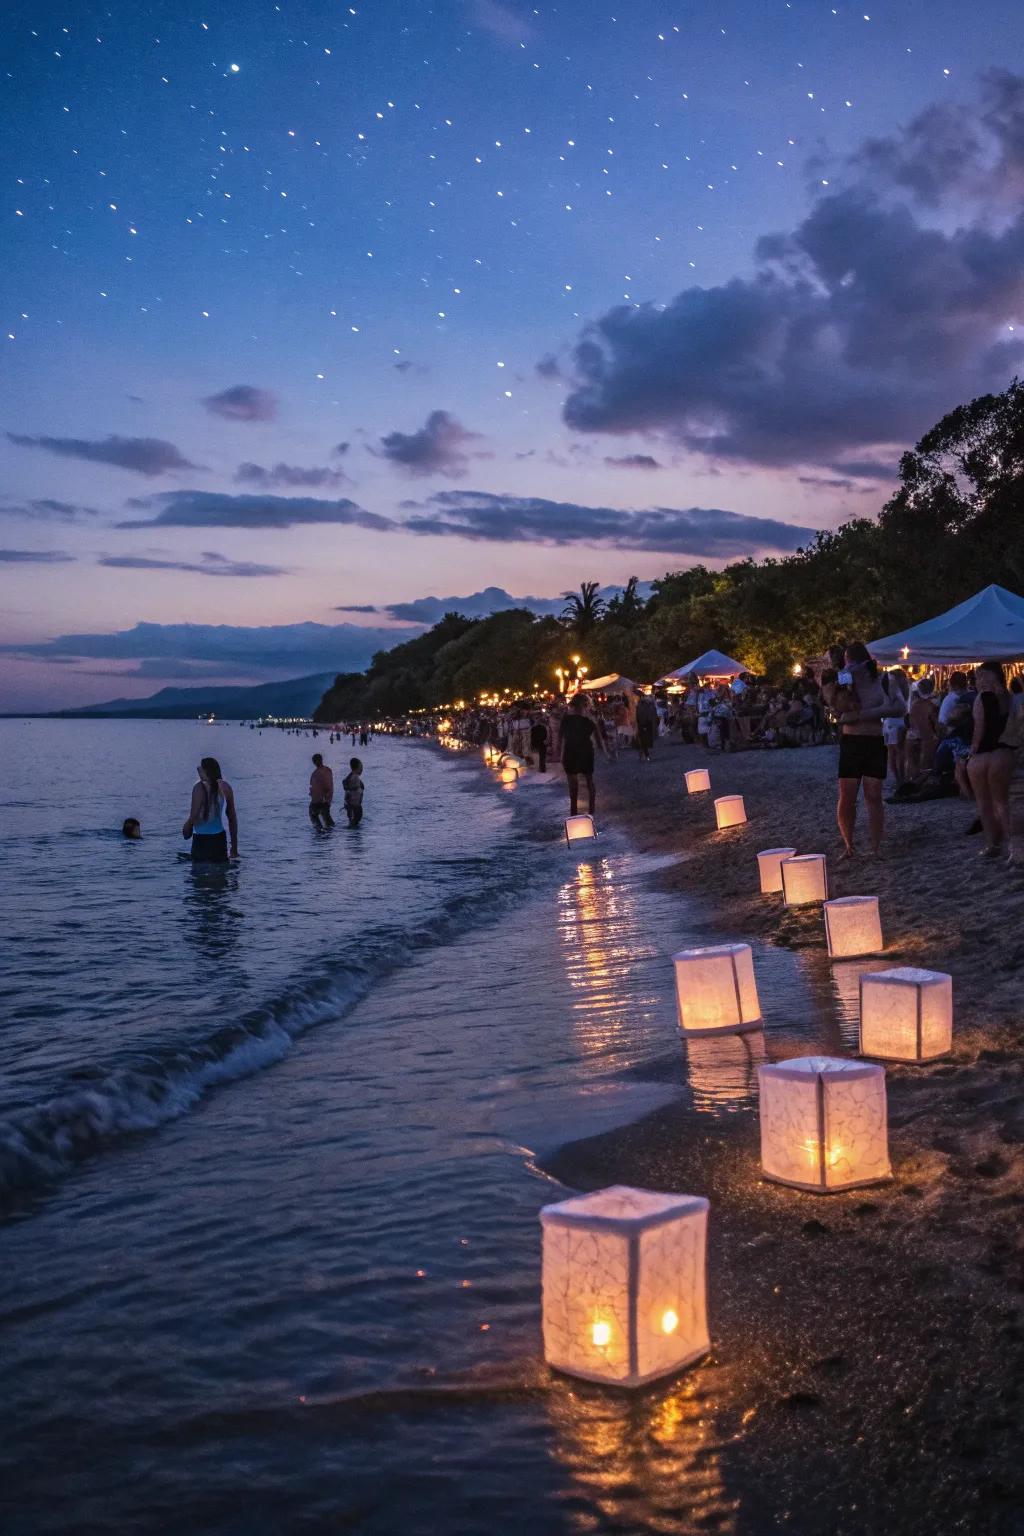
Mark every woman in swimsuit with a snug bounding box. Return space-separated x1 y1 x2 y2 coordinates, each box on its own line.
557 694 609 817
966 663 1014 858
183 756 238 863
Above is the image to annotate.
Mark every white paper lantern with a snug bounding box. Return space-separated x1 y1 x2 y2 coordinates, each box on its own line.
673 943 763 1036
824 896 883 959
780 853 828 906
500 764 520 784
758 1055 891 1192
565 814 597 844
859 966 952 1062
541 1185 710 1387
685 768 711 794
757 847 798 895
714 795 746 830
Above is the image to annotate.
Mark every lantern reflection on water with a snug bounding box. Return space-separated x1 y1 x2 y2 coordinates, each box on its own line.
713 795 746 830
673 943 763 1036
859 966 953 1061
780 853 828 906
758 1055 891 1192
565 814 597 844
685 768 711 794
824 895 883 959
541 1185 710 1387
756 847 798 895
684 1030 767 1114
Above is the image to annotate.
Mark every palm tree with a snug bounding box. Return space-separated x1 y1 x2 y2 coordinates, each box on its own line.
561 581 606 639
605 575 645 628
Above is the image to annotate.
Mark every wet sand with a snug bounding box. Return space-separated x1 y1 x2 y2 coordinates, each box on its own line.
541 740 1024 1535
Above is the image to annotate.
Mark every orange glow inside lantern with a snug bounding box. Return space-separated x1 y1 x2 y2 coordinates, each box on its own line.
673 942 763 1036
565 814 597 844
500 764 519 784
756 847 797 895
714 795 746 830
541 1185 710 1387
824 896 883 958
859 966 952 1061
758 1055 891 1192
780 853 828 906
685 768 711 794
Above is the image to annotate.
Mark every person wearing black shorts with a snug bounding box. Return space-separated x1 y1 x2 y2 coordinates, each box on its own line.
829 643 889 857
558 695 609 816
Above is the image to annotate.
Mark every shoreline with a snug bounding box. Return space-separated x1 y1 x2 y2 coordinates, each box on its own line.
536 738 1023 1533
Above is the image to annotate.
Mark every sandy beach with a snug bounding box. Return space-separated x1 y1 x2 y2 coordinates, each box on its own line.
541 739 1024 1534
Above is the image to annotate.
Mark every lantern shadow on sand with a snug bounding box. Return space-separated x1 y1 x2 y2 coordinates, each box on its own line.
541 1185 710 1387
758 1055 891 1192
859 966 952 1062
673 943 763 1036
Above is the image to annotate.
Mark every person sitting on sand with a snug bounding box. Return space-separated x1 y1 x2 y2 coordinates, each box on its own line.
122 817 141 840
558 693 608 818
183 756 238 863
343 758 364 826
309 753 335 829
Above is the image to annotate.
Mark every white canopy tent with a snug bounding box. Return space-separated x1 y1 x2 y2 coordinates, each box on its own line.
578 672 639 694
869 584 1024 666
657 649 749 685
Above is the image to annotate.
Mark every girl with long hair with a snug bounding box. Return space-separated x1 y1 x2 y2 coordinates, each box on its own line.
183 756 238 862
967 663 1015 859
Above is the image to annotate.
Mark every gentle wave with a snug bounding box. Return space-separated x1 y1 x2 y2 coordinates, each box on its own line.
0 859 543 1202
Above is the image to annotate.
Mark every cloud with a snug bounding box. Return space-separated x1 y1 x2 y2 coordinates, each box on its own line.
235 461 349 490
558 72 1024 470
335 603 380 614
2 620 416 677
468 0 532 45
371 584 651 625
0 498 99 519
333 441 350 456
117 490 393 531
98 551 286 578
604 454 662 470
201 385 277 422
375 410 485 477
0 548 75 564
402 491 814 557
6 433 199 476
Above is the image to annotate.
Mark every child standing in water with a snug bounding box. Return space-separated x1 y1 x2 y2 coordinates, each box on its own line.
342 758 364 826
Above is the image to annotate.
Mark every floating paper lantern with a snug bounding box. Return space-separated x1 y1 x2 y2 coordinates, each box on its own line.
757 847 798 895
714 795 746 830
824 896 883 959
859 966 952 1062
685 768 711 794
500 764 520 784
565 814 597 844
541 1185 710 1387
780 853 828 906
673 943 762 1036
758 1055 891 1192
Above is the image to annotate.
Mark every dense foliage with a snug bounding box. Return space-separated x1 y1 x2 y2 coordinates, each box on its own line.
315 381 1024 721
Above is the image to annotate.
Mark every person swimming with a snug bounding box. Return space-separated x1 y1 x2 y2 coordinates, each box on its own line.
182 756 238 862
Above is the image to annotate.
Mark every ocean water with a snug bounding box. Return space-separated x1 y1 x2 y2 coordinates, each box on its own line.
0 720 849 1534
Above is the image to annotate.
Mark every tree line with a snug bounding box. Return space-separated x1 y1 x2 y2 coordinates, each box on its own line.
315 380 1024 721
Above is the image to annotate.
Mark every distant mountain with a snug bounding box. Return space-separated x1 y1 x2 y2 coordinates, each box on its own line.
62 672 338 720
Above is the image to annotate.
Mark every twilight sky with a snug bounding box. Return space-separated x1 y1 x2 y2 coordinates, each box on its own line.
2 0 1023 708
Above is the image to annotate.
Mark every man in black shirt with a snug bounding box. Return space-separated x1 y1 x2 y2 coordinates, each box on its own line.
557 695 609 816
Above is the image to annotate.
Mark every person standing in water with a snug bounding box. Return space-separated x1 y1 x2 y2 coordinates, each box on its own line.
183 756 238 862
308 752 335 828
558 694 608 818
342 757 364 826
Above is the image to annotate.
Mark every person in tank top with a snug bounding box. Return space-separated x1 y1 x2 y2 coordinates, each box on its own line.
183 756 238 862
